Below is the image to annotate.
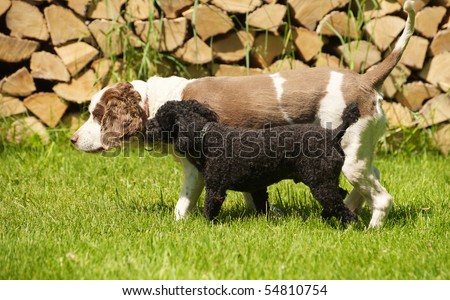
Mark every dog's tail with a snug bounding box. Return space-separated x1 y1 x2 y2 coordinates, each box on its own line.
333 103 360 141
362 0 415 89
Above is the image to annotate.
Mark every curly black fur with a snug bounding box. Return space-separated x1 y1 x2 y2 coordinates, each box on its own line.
147 100 360 225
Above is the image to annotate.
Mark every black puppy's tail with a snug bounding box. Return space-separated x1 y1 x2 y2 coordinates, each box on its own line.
333 103 360 141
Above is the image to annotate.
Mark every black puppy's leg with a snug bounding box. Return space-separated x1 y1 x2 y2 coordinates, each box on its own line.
308 183 358 225
250 187 270 214
204 188 227 221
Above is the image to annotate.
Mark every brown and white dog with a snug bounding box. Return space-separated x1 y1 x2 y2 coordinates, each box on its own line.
71 1 415 228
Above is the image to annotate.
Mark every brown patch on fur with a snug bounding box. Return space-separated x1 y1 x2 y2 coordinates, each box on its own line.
182 74 283 128
97 82 146 148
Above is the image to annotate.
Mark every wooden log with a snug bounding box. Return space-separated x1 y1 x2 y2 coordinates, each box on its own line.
430 29 450 56
183 64 210 78
432 123 450 156
287 0 350 30
397 0 430 12
418 94 450 128
182 4 234 40
0 67 36 97
415 6 447 39
430 0 450 6
363 0 402 20
55 42 99 76
174 36 213 64
30 51 71 82
365 16 405 52
251 32 285 68
211 0 262 13
396 81 441 111
247 4 287 33
266 59 308 73
125 0 159 21
293 27 323 62
212 31 254 63
381 101 414 129
6 0 49 41
336 40 381 72
67 0 91 16
400 35 429 69
159 0 194 19
0 0 11 17
91 58 124 86
44 5 91 46
314 53 342 68
317 11 359 39
53 70 101 104
23 93 68 128
0 33 39 63
135 17 187 52
6 116 50 145
213 64 264 76
0 95 26 117
87 0 125 20
88 20 141 57
382 64 411 99
419 52 450 91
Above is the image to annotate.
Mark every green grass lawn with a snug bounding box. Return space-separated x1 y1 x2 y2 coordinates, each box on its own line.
0 140 448 280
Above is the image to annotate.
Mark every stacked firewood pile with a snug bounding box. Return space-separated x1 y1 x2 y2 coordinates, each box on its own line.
0 0 449 154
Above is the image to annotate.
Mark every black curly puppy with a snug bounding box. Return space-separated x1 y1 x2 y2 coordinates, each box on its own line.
147 100 360 225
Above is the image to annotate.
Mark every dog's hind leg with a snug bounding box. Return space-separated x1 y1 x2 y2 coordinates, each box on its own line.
204 188 227 221
250 187 270 214
342 117 392 228
175 159 205 220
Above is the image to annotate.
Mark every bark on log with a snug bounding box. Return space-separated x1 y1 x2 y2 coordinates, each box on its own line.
430 29 450 56
174 36 213 64
211 0 262 13
415 6 446 39
135 17 187 52
317 11 359 39
182 4 234 40
0 67 36 97
159 0 193 19
213 64 264 76
419 52 450 91
55 41 99 76
337 40 381 72
287 0 350 30
23 93 68 128
396 81 441 111
0 33 40 63
293 27 323 62
53 70 101 104
88 20 141 57
30 51 71 82
247 3 287 33
44 5 91 46
365 16 405 52
0 95 26 117
212 31 254 63
400 35 429 69
6 0 49 41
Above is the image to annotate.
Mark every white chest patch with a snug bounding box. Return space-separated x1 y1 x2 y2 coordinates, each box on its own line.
317 71 346 129
270 73 294 124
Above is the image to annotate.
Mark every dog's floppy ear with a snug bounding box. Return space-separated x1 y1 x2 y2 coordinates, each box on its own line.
100 83 146 148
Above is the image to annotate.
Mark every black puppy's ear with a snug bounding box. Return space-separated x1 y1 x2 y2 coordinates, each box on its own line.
183 100 218 123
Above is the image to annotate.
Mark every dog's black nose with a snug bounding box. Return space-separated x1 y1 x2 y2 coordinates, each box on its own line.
70 134 79 144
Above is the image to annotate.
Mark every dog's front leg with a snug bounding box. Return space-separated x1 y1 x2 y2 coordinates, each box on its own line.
175 158 204 220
